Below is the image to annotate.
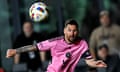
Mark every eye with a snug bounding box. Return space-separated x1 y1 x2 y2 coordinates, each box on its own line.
70 29 76 32
68 29 72 32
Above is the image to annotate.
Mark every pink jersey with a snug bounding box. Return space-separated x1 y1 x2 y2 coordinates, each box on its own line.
37 36 91 72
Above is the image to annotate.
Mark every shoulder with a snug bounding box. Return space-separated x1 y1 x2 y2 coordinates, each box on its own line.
16 33 24 39
13 33 25 45
112 24 120 30
107 54 120 63
77 37 88 46
77 38 89 53
33 32 39 35
48 36 64 42
110 54 119 60
32 32 40 37
91 26 102 35
93 26 102 32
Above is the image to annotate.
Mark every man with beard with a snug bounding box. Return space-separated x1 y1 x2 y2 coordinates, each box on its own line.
6 19 107 72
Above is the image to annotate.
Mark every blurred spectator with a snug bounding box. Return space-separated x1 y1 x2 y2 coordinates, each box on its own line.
89 10 120 58
96 44 120 72
13 21 45 72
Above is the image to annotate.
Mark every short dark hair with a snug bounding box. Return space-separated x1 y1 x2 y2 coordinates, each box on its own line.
23 21 33 28
64 19 78 29
98 44 109 51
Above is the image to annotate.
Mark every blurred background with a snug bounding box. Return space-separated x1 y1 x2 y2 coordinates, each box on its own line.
0 0 120 72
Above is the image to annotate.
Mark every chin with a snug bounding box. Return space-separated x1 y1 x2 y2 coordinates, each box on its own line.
69 39 75 42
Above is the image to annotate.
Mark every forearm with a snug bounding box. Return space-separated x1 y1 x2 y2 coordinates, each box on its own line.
14 54 20 64
85 58 107 68
16 45 37 53
85 59 97 67
40 52 46 62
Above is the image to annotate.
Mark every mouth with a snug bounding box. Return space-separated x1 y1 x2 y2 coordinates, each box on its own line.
69 37 76 41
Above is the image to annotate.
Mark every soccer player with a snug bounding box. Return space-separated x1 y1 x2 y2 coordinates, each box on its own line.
6 19 107 72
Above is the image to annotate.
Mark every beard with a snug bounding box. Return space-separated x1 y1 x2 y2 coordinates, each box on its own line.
68 36 76 43
64 34 78 44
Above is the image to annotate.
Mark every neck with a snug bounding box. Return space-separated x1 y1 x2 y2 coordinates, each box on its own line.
24 33 32 38
102 24 111 28
64 36 78 44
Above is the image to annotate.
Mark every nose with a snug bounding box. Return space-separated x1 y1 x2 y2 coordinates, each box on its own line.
70 31 74 36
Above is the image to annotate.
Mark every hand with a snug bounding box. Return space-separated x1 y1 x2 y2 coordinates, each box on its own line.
6 49 17 58
86 59 107 68
95 60 107 67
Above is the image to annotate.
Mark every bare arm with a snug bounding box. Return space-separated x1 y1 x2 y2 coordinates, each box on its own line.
7 38 57 58
14 54 20 64
85 58 107 68
6 45 37 58
40 51 46 62
16 45 37 53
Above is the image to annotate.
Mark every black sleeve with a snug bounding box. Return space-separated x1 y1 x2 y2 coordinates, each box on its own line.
81 50 92 59
114 55 120 72
13 35 22 49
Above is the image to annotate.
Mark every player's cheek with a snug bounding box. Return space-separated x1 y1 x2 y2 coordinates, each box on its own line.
74 32 78 36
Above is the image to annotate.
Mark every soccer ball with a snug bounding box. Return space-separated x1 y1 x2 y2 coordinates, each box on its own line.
29 2 48 22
